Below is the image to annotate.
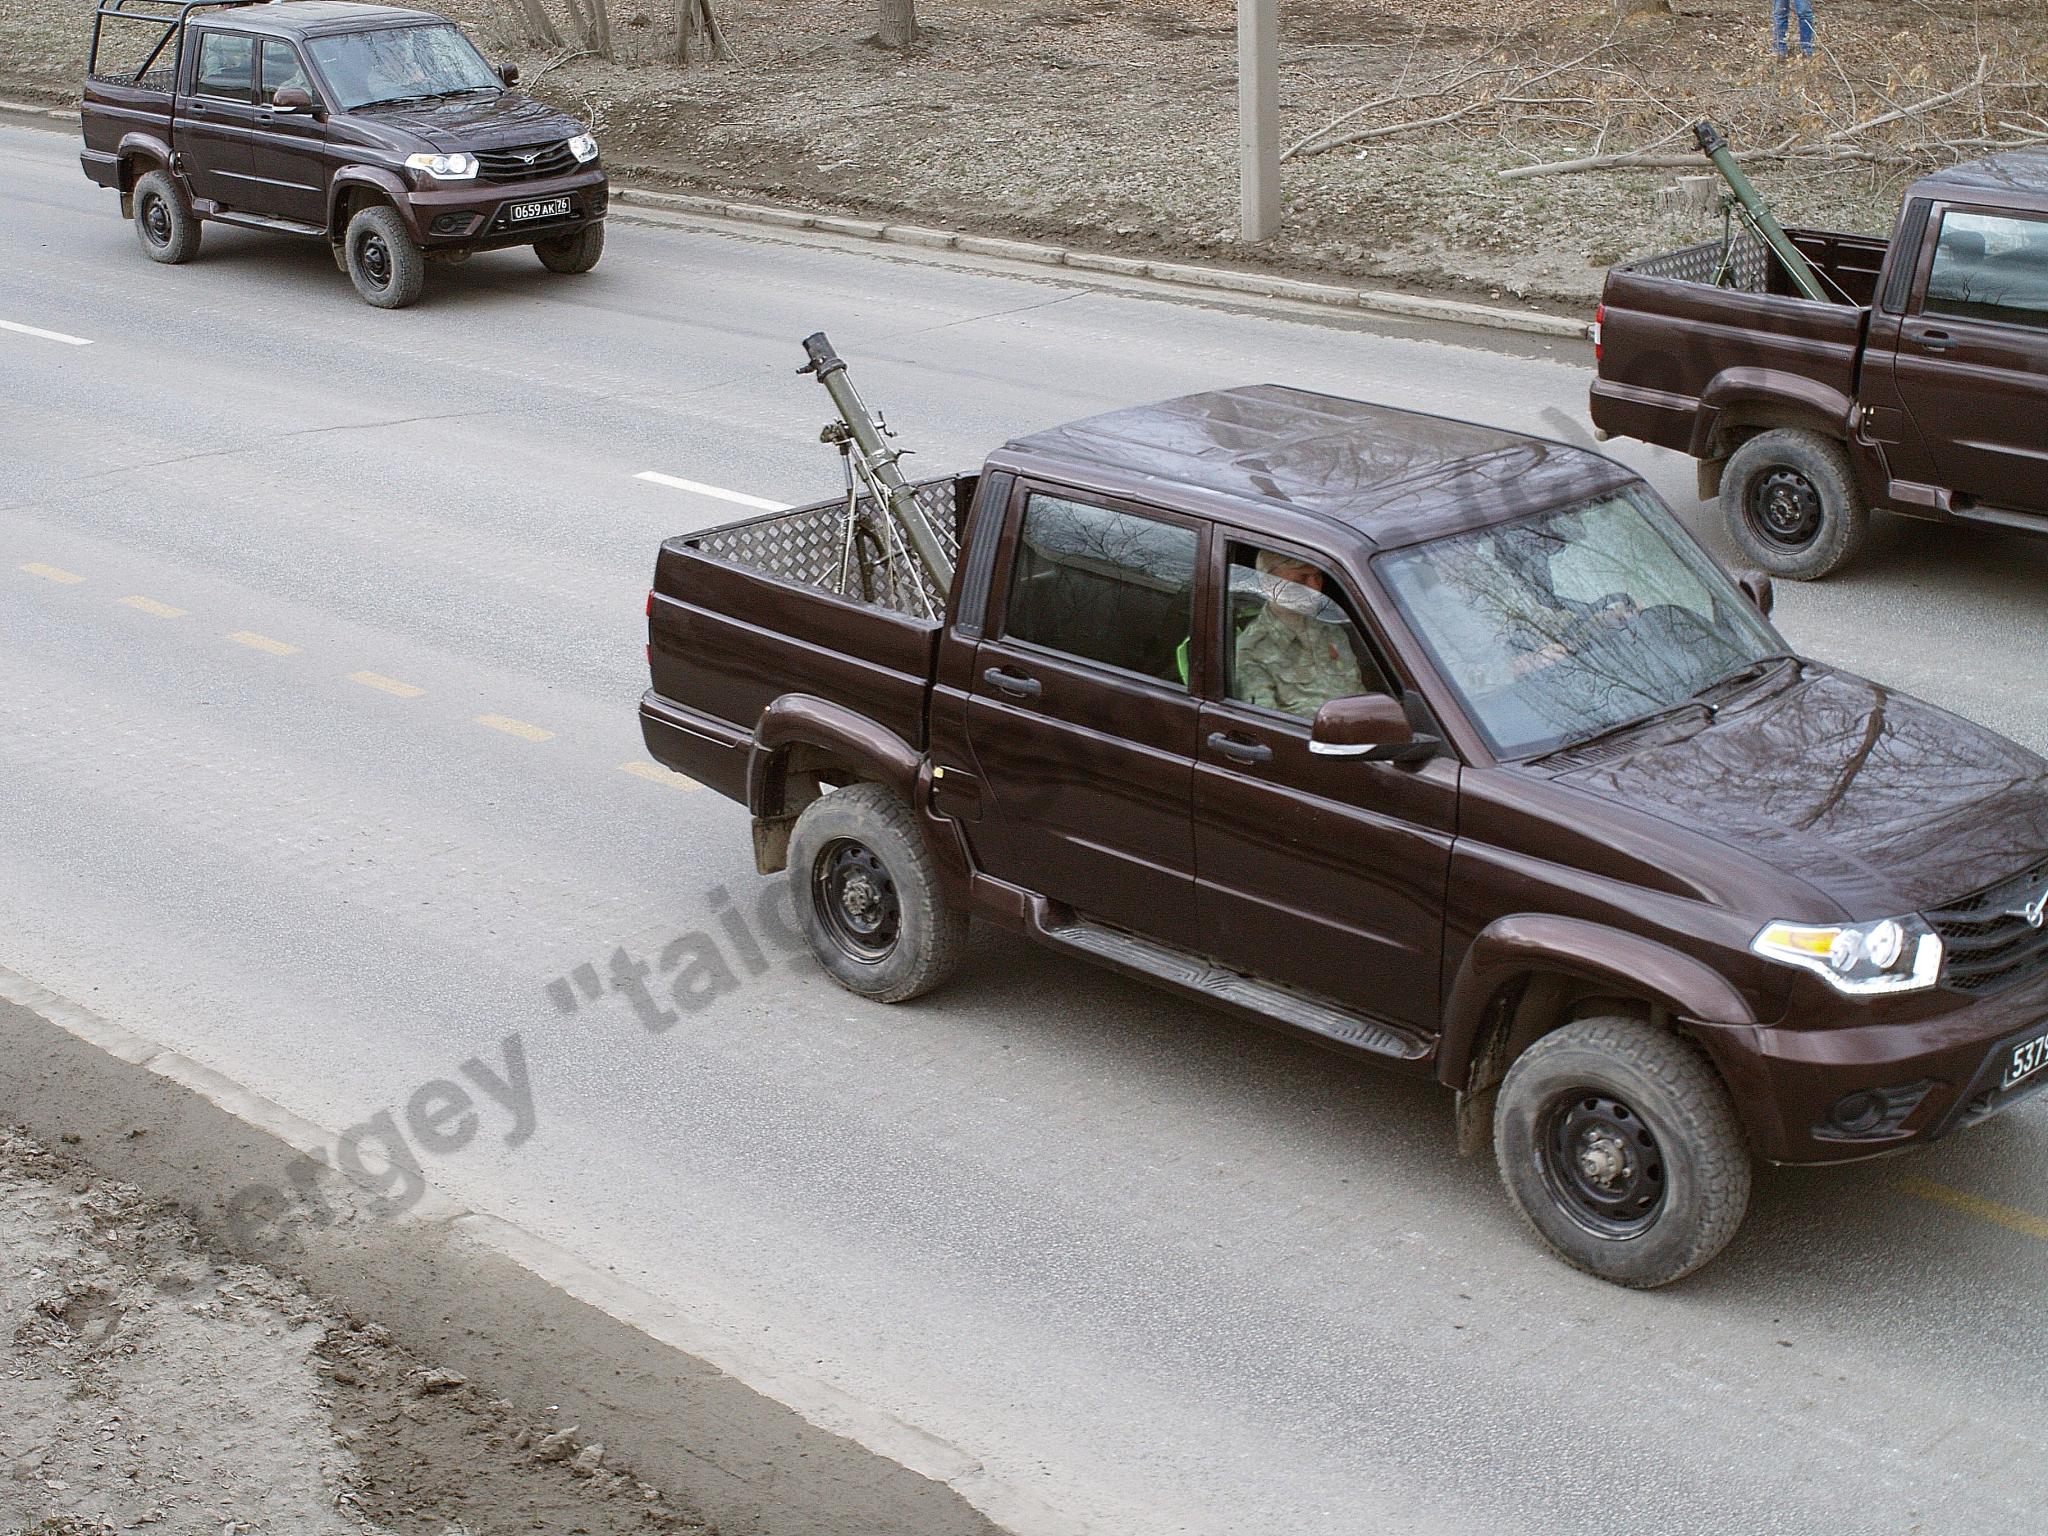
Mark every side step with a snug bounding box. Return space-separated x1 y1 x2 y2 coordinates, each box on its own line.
1038 911 1431 1064
199 205 328 238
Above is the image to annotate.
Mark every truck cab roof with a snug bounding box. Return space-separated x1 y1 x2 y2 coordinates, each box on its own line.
190 1 449 37
1910 147 2048 208
993 385 1633 551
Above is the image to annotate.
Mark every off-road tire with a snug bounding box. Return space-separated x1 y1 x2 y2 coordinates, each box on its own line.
1494 1015 1751 1288
344 204 426 309
1721 428 1869 581
788 782 968 1003
133 170 200 264
535 222 604 275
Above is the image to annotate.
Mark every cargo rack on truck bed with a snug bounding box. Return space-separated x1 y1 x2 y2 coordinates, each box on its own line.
88 0 263 90
683 476 971 621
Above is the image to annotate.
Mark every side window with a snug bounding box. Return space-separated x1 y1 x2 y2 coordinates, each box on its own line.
194 31 255 100
1002 494 1198 685
1225 545 1386 720
1923 209 2048 333
260 39 310 103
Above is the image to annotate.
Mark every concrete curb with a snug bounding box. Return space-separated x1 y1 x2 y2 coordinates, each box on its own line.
0 966 1083 1536
2 98 1585 341
609 187 1591 340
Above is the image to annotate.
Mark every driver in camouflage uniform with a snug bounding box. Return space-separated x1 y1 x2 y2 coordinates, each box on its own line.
1234 550 1364 718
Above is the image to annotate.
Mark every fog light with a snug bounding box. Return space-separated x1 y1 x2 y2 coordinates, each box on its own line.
430 212 475 236
1818 1082 1936 1141
1829 1091 1886 1136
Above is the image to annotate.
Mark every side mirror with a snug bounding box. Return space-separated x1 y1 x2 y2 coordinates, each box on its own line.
1310 693 1438 763
271 85 313 113
497 61 520 85
1738 569 1774 617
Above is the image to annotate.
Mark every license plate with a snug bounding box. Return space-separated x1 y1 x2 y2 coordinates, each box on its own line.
2004 1029 2048 1090
508 197 571 222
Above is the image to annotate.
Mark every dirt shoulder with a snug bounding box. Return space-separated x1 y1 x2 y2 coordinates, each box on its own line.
6 0 2039 309
1 1125 704 1536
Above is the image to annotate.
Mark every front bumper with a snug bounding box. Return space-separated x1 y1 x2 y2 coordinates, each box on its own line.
399 166 607 250
1737 970 2048 1163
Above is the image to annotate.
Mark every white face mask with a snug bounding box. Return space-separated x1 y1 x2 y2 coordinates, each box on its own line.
1268 578 1325 618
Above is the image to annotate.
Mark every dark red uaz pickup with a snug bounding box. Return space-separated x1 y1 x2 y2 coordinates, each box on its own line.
1592 147 2048 578
641 375 2048 1286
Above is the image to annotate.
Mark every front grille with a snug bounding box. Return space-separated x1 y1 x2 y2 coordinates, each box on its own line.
1926 861 2048 995
476 141 579 183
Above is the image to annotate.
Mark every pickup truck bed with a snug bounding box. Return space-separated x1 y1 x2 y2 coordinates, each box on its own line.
643 475 974 802
1592 226 1885 463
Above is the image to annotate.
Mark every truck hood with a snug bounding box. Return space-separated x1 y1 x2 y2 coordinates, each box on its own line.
348 92 585 153
1549 666 2048 918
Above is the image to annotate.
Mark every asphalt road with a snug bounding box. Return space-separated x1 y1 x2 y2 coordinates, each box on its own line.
5 119 2048 1536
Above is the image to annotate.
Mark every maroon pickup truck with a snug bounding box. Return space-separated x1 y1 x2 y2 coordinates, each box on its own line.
81 0 607 307
641 380 2048 1286
1591 148 2048 578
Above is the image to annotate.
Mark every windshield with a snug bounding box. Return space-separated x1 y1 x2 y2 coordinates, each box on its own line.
307 24 498 111
1375 489 1783 760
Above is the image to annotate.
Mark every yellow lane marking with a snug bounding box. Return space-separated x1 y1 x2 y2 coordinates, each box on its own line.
229 630 300 656
348 671 425 699
619 760 699 791
22 563 85 585
1893 1176 2048 1243
119 595 188 618
475 714 555 742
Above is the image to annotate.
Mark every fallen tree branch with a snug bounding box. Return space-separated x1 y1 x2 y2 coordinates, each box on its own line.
1824 57 1988 141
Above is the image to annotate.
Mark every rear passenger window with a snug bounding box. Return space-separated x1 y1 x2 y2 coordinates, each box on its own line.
194 32 255 99
1003 494 1198 685
1924 210 2048 332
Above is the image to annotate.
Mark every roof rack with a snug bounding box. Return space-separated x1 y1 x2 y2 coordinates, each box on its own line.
88 0 266 87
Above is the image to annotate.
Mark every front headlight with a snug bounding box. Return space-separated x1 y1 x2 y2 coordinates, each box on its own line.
405 152 479 181
1752 915 1943 996
567 132 598 164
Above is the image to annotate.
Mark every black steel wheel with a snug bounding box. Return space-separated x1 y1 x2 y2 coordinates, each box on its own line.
1539 1091 1667 1239
1722 428 1869 581
812 837 902 963
787 783 968 1002
1494 1015 1751 1287
344 204 426 309
359 230 393 287
1746 467 1824 551
131 169 200 264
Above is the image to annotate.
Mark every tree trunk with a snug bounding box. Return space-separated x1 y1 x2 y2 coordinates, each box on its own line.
499 0 563 48
876 0 918 51
673 0 729 64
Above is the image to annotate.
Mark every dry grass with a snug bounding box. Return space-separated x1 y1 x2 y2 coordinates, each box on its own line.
7 0 2043 304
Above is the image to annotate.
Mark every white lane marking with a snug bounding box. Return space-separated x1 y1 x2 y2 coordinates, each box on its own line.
1 319 93 347
635 471 789 512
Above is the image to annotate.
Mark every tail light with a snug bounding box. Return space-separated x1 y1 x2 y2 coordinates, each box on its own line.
1591 301 1605 361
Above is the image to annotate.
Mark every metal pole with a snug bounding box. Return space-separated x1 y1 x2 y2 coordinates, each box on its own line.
1238 0 1280 242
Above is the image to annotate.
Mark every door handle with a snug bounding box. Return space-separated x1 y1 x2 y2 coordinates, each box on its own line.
189 101 208 116
983 666 1042 700
1918 328 1956 352
1206 731 1274 765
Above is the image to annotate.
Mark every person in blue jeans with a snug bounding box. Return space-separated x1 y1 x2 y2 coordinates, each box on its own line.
1772 0 1815 57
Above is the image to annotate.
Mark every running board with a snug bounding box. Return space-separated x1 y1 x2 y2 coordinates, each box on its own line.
199 206 327 238
1038 912 1431 1063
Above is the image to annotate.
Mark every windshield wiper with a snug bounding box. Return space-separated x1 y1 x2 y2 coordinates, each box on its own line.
1540 699 1712 761
1693 652 1799 707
